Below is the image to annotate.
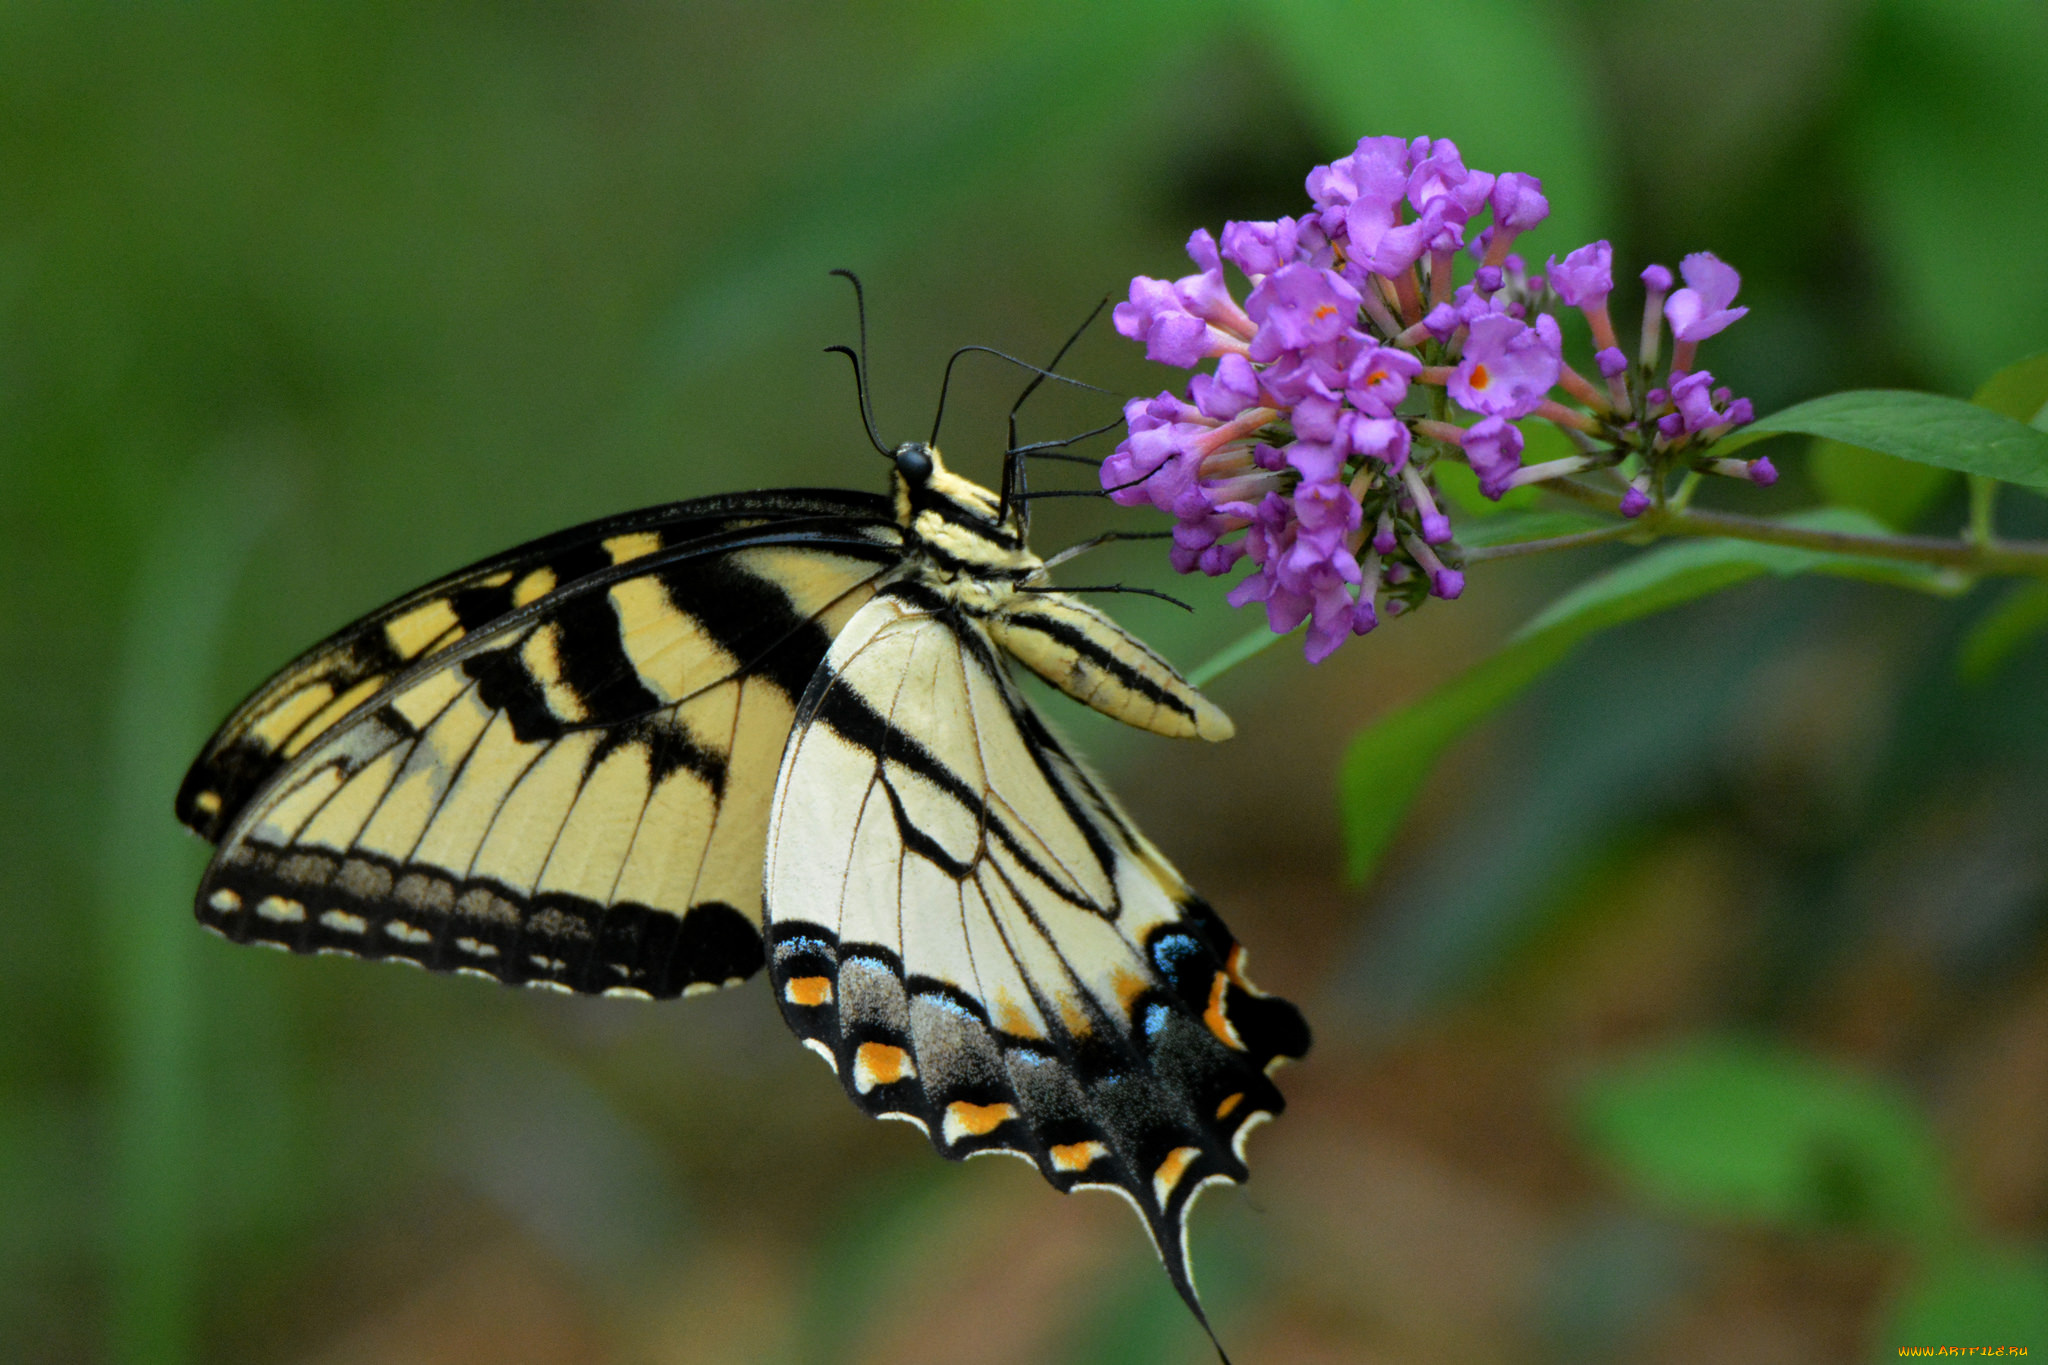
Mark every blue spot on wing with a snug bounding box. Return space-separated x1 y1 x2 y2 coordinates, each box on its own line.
1144 1003 1171 1041
1151 933 1201 976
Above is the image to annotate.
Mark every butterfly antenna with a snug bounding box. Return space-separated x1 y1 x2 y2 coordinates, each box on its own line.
827 270 891 459
929 345 1113 448
927 344 977 448
1017 448 1105 467
1010 488 1109 502
995 294 1114 524
1009 295 1111 436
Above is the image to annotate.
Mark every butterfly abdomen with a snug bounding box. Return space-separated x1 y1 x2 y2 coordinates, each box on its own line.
988 595 1233 741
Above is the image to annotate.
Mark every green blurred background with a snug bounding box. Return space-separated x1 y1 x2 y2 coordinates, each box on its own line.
5 2 2047 1361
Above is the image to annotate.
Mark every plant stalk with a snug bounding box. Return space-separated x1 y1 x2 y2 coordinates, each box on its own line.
1530 479 2048 576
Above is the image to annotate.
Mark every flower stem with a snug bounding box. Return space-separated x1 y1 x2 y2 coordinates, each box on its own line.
1540 479 2048 576
1969 474 2000 549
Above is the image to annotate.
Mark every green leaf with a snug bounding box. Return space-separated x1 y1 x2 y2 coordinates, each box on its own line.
1338 509 1962 881
1338 628 1578 883
1576 1037 1956 1238
106 452 297 1365
1972 350 2048 427
1521 508 1968 633
1809 438 1957 530
1726 390 2048 491
1881 1243 2048 1360
1958 579 2048 683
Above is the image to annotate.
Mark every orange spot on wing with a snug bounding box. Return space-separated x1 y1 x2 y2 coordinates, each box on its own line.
853 1042 915 1093
1216 1092 1244 1120
1049 1140 1108 1173
1204 971 1246 1051
944 1100 1018 1142
1152 1145 1201 1204
1057 991 1094 1040
1109 965 1149 1011
784 975 833 1008
994 991 1042 1040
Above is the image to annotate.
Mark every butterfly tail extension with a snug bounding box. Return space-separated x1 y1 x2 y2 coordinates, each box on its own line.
764 588 1308 1333
764 895 1310 1331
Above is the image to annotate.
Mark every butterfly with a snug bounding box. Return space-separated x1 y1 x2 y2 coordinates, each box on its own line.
175 288 1310 1340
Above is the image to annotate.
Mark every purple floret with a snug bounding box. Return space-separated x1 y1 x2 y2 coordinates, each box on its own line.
1664 252 1748 342
1463 417 1525 500
1547 240 1614 309
1246 263 1362 362
1450 313 1563 419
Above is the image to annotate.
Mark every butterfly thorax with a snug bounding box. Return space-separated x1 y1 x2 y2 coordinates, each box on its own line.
881 442 1235 744
888 443 1041 610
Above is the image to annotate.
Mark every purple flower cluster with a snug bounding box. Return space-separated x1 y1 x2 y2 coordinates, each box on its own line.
1107 135 1771 662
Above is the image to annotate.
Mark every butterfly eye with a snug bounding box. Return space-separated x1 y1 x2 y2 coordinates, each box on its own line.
893 443 934 485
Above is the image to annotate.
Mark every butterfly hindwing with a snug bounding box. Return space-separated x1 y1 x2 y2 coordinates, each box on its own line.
184 493 903 997
762 582 1309 1310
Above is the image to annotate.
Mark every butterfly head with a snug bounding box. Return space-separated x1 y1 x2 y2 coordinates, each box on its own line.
891 442 1035 576
892 441 935 487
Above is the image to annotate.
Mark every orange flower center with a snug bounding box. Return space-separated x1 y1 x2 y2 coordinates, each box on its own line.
1470 362 1492 388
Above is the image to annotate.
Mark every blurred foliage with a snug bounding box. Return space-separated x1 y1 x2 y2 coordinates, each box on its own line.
1576 1036 1954 1236
3 2 2045 1364
1961 581 2048 685
1338 505 1963 883
1885 1244 2048 1352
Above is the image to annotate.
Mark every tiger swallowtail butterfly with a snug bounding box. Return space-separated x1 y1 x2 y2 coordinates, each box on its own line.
177 300 1310 1346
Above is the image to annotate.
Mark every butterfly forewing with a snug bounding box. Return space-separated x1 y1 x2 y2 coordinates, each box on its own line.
762 583 1309 1311
177 491 895 842
183 493 903 997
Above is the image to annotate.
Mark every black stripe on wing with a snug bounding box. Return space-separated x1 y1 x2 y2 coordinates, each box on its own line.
177 489 895 842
